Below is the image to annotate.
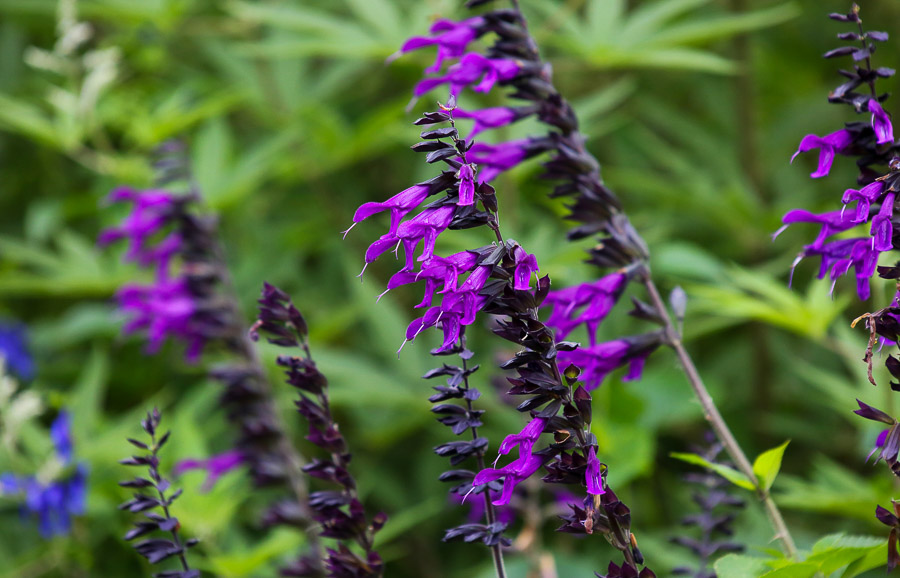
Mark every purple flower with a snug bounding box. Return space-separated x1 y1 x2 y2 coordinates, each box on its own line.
556 339 651 390
453 106 520 139
473 453 546 506
98 187 178 267
396 205 456 271
544 272 627 344
390 17 486 74
174 450 245 492
4 465 87 538
402 264 492 353
775 209 857 250
467 139 532 183
842 181 885 224
50 411 73 465
384 250 480 308
457 165 475 206
347 184 429 237
585 446 605 496
413 53 520 99
794 236 880 299
869 99 894 145
117 278 203 360
494 417 546 464
871 192 896 252
512 245 539 290
790 129 853 178
450 490 515 525
0 322 34 380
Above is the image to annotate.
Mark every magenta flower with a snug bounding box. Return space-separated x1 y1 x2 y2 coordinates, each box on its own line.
869 99 894 145
347 184 429 237
390 17 486 74
384 251 480 307
512 245 539 290
98 187 177 267
775 209 857 250
473 453 546 506
556 339 650 390
450 490 515 525
174 450 245 492
467 139 532 183
795 236 879 299
453 107 520 139
494 417 546 464
585 446 605 496
413 53 520 98
544 272 627 344
871 192 896 252
790 129 853 178
117 278 202 360
457 165 475 206
396 205 456 271
842 181 885 224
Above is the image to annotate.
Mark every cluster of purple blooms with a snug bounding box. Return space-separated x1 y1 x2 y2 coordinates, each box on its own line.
778 5 900 570
342 3 669 574
99 186 206 360
0 412 87 538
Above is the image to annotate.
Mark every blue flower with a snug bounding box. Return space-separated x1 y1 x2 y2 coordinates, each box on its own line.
0 322 34 380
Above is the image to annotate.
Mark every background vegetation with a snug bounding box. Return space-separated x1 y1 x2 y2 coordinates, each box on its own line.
1 0 899 576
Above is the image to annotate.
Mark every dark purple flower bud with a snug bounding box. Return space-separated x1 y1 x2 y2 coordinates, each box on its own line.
173 450 245 492
790 129 853 178
854 399 896 424
869 99 894 145
389 17 487 74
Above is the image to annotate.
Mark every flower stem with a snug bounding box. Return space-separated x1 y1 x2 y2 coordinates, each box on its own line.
459 330 508 578
641 274 798 558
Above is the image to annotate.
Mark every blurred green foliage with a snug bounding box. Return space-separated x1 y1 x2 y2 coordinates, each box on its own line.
1 0 899 576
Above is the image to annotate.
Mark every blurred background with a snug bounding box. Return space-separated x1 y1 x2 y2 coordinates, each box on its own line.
1 0 899 575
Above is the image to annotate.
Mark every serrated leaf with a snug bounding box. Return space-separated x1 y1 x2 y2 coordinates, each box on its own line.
753 440 789 492
670 451 755 490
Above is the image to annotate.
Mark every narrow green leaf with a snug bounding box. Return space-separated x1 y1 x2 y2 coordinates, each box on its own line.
670 452 756 490
753 440 790 492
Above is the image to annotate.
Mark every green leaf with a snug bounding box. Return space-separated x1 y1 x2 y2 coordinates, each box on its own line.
670 452 756 490
752 440 790 492
714 554 770 578
759 563 817 578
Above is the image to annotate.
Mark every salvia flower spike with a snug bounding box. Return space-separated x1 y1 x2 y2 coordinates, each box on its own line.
251 282 386 578
119 408 199 578
345 93 653 573
102 142 323 574
781 4 900 569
